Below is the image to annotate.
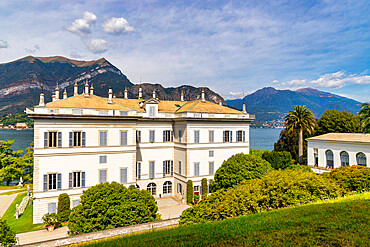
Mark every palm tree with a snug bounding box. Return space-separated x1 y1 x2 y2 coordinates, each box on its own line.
359 102 370 133
285 105 315 164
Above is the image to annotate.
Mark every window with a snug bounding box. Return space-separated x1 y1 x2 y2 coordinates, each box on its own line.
326 150 334 168
72 200 80 209
177 183 183 194
120 168 128 184
48 203 57 214
163 181 172 196
69 131 85 148
194 162 200 176
44 131 61 148
237 130 243 142
120 131 127 145
43 173 61 191
99 169 107 184
69 171 85 188
100 110 107 116
73 172 81 187
120 111 128 116
163 130 173 142
193 185 200 195
136 130 141 143
99 155 107 164
209 114 214 118
356 152 367 166
73 109 82 115
149 161 155 179
48 173 57 190
147 183 157 197
179 161 182 174
209 131 214 143
223 130 231 143
209 150 214 157
149 106 156 117
150 130 155 143
163 160 172 176
179 130 182 142
73 131 82 147
194 113 201 118
100 131 107 146
209 162 214 175
136 162 141 180
340 151 349 166
194 130 200 143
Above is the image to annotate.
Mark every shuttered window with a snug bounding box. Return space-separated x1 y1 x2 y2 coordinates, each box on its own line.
179 130 182 142
120 131 128 145
100 131 107 146
149 161 155 179
194 130 200 143
48 203 57 214
99 170 107 184
179 161 182 174
72 200 80 208
209 131 214 143
209 162 215 175
209 150 214 157
149 130 155 143
136 131 141 143
120 168 128 184
99 155 107 164
137 162 141 180
194 163 200 176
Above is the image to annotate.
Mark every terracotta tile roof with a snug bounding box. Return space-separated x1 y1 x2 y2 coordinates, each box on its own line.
113 98 145 112
307 133 370 143
177 100 242 114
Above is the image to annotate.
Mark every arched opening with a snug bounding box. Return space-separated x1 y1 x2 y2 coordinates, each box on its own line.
340 151 349 166
326 150 334 169
163 181 172 197
356 152 367 166
147 183 156 197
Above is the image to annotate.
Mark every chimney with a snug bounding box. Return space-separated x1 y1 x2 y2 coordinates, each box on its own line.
201 88 205 103
152 90 156 99
55 84 60 100
124 87 128 99
39 93 45 107
181 91 184 101
84 80 89 97
108 87 113 104
90 84 94 95
52 93 56 102
219 101 222 106
138 86 142 99
63 89 67 99
74 81 78 96
242 104 248 114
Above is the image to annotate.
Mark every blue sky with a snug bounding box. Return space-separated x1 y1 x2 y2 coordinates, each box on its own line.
0 0 369 101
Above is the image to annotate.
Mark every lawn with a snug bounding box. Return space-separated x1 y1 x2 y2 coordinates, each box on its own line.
1 192 44 233
81 193 370 247
0 184 33 195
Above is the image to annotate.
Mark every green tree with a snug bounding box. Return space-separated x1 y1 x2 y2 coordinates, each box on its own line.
201 178 208 200
315 109 362 136
22 142 34 183
213 153 272 191
274 128 310 163
249 149 266 158
0 219 16 247
57 193 71 222
0 141 23 186
68 182 159 235
262 151 292 170
359 103 370 133
285 105 315 164
186 180 193 204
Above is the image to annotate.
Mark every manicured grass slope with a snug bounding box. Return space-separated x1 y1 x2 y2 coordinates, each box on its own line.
84 193 370 247
1 192 44 233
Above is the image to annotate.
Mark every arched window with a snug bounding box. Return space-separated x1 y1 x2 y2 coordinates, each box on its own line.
340 151 349 166
147 183 156 197
326 150 334 168
136 184 140 190
356 153 367 166
163 181 172 197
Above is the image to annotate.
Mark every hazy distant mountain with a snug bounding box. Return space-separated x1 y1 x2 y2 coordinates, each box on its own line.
0 56 224 114
226 87 362 121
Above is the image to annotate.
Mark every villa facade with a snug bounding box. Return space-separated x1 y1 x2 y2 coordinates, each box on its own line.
307 133 369 171
27 83 254 223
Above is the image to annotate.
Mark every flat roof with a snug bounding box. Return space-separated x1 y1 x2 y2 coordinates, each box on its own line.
306 133 370 143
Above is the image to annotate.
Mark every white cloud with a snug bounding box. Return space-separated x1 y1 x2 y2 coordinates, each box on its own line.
102 17 135 34
226 91 254 100
0 40 9 49
25 44 40 54
282 79 307 86
85 38 109 54
66 11 97 37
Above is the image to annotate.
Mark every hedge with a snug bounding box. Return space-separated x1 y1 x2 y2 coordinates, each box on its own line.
57 193 71 222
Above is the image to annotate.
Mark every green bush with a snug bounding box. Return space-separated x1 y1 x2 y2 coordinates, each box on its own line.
0 219 16 247
186 180 193 204
249 149 267 158
180 169 343 225
288 164 313 173
201 178 208 200
57 193 71 222
68 182 159 235
193 194 200 204
326 165 370 192
42 213 61 229
262 151 292 170
213 153 272 190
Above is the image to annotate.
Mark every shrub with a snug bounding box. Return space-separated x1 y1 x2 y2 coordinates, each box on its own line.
0 219 16 247
68 182 159 235
201 178 208 200
193 194 200 204
213 153 272 190
57 193 71 222
288 164 313 173
186 180 193 204
249 149 266 158
180 169 343 225
262 151 292 170
327 165 370 192
42 213 61 229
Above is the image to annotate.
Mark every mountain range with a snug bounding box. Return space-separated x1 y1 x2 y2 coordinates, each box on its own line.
226 87 363 121
0 56 225 114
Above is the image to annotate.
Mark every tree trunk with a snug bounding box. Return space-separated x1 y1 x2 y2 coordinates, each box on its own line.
298 128 303 164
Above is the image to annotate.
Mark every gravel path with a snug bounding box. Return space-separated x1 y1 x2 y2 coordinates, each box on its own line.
0 193 18 217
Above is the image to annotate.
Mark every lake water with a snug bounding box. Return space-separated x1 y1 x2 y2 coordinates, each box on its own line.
0 128 282 152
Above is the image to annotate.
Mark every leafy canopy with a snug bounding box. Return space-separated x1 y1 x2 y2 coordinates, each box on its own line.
359 103 370 133
285 105 315 135
0 219 16 247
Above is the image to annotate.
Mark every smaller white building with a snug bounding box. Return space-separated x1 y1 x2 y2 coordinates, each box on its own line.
307 133 369 169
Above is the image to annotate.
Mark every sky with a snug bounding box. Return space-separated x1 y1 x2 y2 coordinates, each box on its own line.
0 0 369 102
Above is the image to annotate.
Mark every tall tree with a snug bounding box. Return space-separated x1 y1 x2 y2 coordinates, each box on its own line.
315 109 362 135
359 103 370 133
285 105 315 164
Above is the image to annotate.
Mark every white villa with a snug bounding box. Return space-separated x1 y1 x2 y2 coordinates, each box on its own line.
307 133 369 171
26 82 254 223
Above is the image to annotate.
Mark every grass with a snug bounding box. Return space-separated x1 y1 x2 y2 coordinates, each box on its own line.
80 193 370 247
1 192 44 233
